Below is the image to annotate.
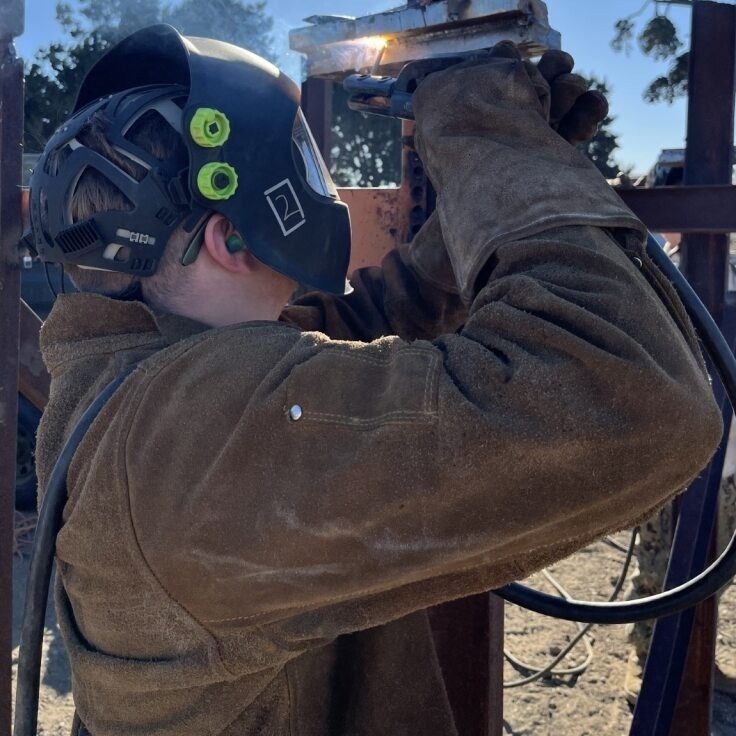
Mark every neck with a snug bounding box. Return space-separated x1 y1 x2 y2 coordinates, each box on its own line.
147 274 292 328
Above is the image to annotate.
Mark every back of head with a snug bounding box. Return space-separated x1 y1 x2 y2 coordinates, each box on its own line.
66 92 190 304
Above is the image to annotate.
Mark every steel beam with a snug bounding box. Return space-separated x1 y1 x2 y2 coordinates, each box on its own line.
0 3 25 732
617 185 736 234
631 3 736 735
292 0 554 48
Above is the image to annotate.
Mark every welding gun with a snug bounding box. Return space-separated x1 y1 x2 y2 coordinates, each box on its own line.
344 50 497 120
344 49 607 145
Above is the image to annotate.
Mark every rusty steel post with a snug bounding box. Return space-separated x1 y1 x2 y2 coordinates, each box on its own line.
631 3 736 735
678 2 735 321
427 594 504 736
670 3 735 733
0 2 25 733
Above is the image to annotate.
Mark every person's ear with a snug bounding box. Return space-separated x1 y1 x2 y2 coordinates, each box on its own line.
202 214 256 274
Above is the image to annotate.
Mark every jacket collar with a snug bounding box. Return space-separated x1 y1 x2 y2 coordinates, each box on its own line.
40 293 209 374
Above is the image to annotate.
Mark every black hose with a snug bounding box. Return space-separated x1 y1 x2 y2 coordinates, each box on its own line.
13 367 137 736
495 234 736 623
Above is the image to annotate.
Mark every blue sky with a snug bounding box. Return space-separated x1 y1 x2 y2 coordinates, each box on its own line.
16 0 717 174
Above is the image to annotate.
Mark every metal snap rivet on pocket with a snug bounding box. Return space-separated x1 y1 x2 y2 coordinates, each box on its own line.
632 256 643 269
289 405 303 421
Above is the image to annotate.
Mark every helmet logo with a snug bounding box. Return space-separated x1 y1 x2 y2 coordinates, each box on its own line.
116 228 157 245
264 179 306 237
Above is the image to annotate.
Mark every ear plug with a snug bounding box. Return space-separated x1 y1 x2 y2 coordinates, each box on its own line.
225 234 244 253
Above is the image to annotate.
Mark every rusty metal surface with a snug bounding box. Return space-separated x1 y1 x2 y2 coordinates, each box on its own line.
336 121 428 274
19 301 49 412
340 182 736 270
488 594 505 735
402 119 430 241
617 185 736 234
427 593 504 736
338 188 406 272
670 597 718 736
291 0 560 78
0 30 25 735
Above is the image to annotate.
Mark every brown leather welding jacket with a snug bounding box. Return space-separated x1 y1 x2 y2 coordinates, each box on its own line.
35 60 721 736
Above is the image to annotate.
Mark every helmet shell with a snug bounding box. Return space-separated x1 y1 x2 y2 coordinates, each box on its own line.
62 24 352 294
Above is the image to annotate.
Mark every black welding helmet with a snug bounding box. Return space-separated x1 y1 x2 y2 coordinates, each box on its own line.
31 24 352 294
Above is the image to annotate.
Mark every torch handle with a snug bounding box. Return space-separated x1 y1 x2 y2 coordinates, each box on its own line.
344 73 415 119
344 52 494 121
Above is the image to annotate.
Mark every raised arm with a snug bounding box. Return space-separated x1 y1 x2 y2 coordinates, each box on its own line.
121 51 721 648
280 47 609 343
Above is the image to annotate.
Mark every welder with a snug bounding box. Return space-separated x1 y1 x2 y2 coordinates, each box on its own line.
27 23 721 736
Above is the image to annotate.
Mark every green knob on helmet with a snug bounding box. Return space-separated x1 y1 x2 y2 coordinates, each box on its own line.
189 107 231 147
197 162 239 200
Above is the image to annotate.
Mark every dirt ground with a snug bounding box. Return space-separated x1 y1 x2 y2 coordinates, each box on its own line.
11 523 736 735
502 533 736 735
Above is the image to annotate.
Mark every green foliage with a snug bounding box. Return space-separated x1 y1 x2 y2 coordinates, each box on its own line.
24 0 274 151
611 2 690 104
643 50 689 103
638 15 682 60
329 84 402 188
163 0 273 59
577 75 625 179
611 19 636 54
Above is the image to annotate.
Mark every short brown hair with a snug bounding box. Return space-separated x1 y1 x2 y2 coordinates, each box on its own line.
67 107 197 310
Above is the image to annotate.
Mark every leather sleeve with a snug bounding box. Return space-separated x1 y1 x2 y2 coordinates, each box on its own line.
281 211 466 342
121 58 721 654
123 223 721 649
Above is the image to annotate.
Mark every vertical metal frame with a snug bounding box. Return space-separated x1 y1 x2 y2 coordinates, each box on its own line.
0 3 25 732
631 3 736 734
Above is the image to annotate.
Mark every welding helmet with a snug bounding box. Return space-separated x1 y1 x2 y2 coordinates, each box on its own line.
30 24 352 294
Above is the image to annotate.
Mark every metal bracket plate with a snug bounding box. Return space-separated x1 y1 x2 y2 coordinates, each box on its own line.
290 0 560 78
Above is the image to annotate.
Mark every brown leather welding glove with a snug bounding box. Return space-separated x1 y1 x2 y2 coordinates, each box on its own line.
534 49 609 144
461 42 609 144
412 42 644 302
407 45 608 297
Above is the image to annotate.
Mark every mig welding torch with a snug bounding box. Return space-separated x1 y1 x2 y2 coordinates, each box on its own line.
345 59 736 625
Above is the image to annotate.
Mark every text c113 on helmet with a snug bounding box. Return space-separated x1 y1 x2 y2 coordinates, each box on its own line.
29 24 353 295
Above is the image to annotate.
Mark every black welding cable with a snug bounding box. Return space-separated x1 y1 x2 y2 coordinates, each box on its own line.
495 234 736 624
13 366 138 736
503 528 638 687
